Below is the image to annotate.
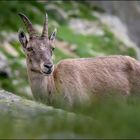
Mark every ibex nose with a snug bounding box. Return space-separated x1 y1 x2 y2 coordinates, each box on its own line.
44 64 53 69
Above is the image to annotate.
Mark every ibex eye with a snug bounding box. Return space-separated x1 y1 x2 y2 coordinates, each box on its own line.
27 47 33 51
52 47 55 51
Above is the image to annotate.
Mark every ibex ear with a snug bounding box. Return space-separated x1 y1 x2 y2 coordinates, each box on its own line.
49 28 57 44
18 30 28 49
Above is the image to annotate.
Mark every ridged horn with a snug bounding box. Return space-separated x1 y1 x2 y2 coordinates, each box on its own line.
18 13 37 38
41 13 48 38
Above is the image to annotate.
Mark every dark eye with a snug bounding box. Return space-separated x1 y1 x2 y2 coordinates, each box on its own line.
52 47 55 51
27 47 33 52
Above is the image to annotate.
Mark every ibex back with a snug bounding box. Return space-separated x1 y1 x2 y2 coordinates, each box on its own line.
18 13 140 106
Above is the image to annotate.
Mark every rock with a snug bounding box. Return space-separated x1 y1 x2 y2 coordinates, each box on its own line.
46 4 68 24
55 40 78 58
86 1 140 51
0 90 74 118
0 51 11 78
0 32 20 57
93 12 140 60
69 18 104 36
0 90 94 138
68 17 138 58
1 31 18 42
2 42 19 57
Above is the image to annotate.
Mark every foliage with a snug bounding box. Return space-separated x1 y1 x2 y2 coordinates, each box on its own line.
0 0 45 32
0 96 140 139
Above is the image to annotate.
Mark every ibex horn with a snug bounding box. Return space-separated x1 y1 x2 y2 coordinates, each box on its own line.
18 13 37 38
41 13 48 38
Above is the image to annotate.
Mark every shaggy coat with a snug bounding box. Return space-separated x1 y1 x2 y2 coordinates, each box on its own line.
28 55 140 105
18 13 140 106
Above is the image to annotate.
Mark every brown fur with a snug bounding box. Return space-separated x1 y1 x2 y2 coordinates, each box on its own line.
27 55 140 105
18 13 140 106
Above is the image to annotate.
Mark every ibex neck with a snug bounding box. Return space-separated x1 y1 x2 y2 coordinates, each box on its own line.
27 68 55 104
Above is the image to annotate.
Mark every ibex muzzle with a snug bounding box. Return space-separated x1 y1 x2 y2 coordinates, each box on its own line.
18 13 57 75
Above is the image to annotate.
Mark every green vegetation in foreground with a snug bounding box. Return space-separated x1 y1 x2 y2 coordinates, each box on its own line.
0 96 140 139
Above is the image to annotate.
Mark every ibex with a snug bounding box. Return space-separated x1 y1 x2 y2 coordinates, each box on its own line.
18 13 140 106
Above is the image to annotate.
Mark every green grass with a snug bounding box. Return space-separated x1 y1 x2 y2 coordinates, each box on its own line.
53 47 74 63
0 96 140 138
58 26 137 58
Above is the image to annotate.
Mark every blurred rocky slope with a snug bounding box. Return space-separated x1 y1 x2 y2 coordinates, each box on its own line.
87 1 140 52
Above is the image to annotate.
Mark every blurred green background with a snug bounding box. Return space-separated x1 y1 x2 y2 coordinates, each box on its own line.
0 0 139 139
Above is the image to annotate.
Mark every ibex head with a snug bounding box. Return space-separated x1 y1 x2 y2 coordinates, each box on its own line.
18 13 57 75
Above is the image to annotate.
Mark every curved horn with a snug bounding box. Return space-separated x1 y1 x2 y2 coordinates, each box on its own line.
18 13 37 38
41 13 48 38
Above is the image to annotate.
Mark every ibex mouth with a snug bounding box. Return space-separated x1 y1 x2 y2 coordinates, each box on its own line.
42 70 52 76
43 71 51 74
